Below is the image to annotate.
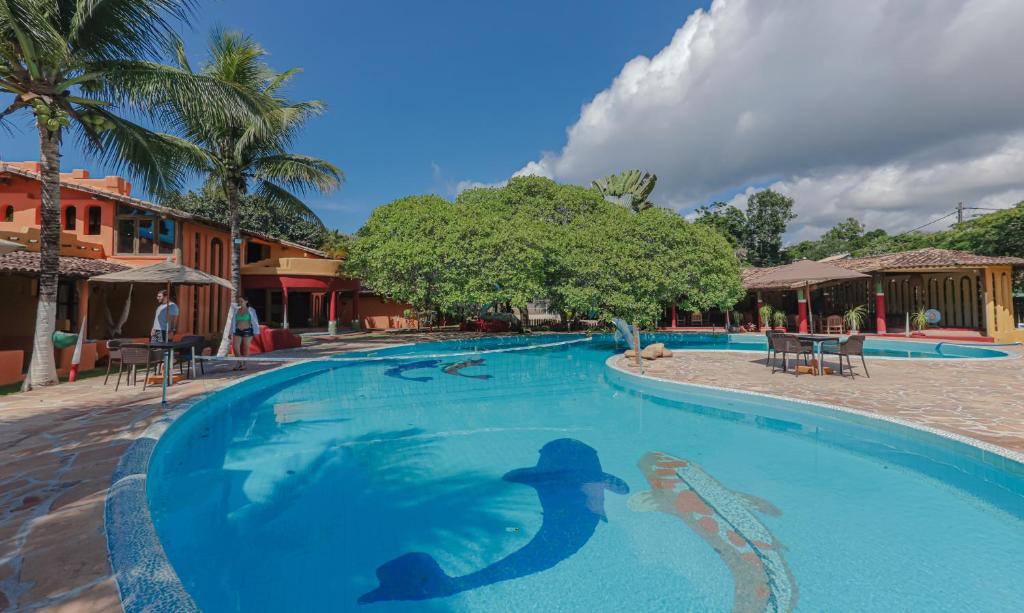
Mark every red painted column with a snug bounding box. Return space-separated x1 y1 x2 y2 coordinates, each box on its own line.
330 291 337 321
797 288 809 333
875 278 887 333
671 302 677 328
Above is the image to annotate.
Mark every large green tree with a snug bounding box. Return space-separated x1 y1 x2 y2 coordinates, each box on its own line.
348 177 744 328
0 0 262 388
743 189 796 266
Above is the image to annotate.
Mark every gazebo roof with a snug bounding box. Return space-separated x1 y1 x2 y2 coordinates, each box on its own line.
0 251 128 279
742 259 868 290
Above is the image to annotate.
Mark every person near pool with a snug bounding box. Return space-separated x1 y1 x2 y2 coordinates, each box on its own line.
152 289 179 343
228 296 260 370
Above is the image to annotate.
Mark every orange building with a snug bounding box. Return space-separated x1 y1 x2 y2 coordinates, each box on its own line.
0 162 413 383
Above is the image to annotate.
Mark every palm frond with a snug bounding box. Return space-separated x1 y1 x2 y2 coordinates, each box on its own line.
249 154 343 195
253 179 326 227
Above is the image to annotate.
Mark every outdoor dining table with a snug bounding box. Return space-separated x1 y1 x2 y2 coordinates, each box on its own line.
149 339 197 404
795 334 843 375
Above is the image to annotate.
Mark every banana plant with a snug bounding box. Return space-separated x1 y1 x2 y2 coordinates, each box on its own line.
591 170 658 212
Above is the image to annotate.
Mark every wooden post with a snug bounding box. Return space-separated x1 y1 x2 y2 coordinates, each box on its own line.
797 288 809 333
874 277 887 333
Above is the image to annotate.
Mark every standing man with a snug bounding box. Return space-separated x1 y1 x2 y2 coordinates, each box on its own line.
152 289 179 343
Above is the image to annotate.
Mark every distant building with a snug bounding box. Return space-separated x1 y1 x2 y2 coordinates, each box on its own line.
0 162 414 383
741 248 1024 342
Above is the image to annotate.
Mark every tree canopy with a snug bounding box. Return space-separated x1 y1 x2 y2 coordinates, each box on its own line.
163 188 330 249
695 189 795 266
346 176 744 327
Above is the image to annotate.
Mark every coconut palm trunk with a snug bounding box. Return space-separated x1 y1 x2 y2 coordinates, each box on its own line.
24 124 63 389
217 176 244 357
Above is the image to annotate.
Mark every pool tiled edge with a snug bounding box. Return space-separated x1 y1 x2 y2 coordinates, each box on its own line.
105 398 201 613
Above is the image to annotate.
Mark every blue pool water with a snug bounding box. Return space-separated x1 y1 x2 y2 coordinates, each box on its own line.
148 336 1024 612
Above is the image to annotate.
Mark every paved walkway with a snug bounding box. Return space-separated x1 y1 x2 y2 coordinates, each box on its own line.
0 335 392 612
613 347 1024 454
2 334 1021 611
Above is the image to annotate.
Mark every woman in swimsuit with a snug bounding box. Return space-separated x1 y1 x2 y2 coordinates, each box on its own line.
229 296 261 370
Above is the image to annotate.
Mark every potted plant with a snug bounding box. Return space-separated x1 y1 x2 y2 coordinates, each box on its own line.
731 310 743 332
911 308 928 335
772 311 788 332
843 304 867 333
758 305 774 331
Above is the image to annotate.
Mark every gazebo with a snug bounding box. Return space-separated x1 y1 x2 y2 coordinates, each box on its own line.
743 259 870 332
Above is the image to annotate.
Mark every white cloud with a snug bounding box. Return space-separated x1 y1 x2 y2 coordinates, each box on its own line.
514 0 1024 238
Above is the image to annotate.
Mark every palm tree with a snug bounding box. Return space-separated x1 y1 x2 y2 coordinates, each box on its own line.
0 0 266 389
158 30 342 354
592 170 658 212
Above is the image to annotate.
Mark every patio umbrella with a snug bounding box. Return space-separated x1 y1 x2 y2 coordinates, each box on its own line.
87 259 233 403
87 259 233 289
0 238 24 254
747 259 869 332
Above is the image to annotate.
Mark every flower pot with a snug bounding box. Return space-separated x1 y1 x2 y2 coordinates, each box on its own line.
773 326 787 332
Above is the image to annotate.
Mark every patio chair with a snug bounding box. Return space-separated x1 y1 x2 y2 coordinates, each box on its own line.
825 315 844 335
175 335 206 378
114 344 160 391
103 339 124 385
690 312 703 326
821 334 869 378
764 330 778 367
771 334 813 375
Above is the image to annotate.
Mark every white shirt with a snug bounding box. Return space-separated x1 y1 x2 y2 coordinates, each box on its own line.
153 302 179 332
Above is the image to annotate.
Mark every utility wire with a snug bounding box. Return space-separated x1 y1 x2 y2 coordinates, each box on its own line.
903 210 958 234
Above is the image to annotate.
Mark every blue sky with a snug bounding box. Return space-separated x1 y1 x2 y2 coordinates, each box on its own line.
1 0 705 233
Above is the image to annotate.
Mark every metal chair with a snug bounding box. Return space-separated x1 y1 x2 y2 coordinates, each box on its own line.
771 334 813 375
103 339 124 385
821 334 869 377
764 330 777 367
175 335 206 378
115 344 159 391
825 315 844 335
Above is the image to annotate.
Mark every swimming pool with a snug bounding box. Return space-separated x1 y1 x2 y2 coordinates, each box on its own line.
145 336 1024 612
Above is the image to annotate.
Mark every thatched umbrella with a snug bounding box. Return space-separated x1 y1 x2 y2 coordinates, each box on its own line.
86 259 233 403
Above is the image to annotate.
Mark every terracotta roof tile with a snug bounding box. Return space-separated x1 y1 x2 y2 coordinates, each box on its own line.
0 251 129 278
743 248 1024 289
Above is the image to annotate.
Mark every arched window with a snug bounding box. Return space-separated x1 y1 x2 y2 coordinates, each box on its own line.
64 206 76 231
86 206 102 235
3 205 13 222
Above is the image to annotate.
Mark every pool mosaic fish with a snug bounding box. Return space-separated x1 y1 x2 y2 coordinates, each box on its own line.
358 439 628 604
441 359 493 380
382 359 441 382
629 452 797 613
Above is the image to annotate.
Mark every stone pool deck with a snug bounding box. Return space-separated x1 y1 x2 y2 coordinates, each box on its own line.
1 334 1021 611
0 334 398 612
612 346 1024 455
